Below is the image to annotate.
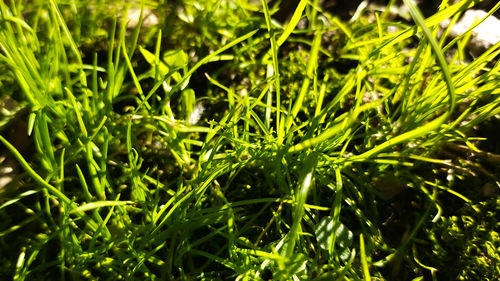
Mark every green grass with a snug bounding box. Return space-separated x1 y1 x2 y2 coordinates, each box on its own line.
0 0 499 280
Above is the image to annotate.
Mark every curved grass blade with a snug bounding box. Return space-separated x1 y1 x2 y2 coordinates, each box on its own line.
168 29 258 97
69 200 135 214
276 0 308 47
0 135 98 230
351 0 456 160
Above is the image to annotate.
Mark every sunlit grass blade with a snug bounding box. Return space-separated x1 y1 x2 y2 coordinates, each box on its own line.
360 234 371 281
261 0 281 135
169 29 258 97
0 135 98 231
284 30 322 136
276 0 308 47
69 200 135 214
281 152 318 258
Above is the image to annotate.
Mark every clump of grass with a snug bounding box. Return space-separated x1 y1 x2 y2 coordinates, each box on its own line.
0 0 499 280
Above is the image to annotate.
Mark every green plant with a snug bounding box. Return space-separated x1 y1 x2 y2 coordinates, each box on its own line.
0 0 499 280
